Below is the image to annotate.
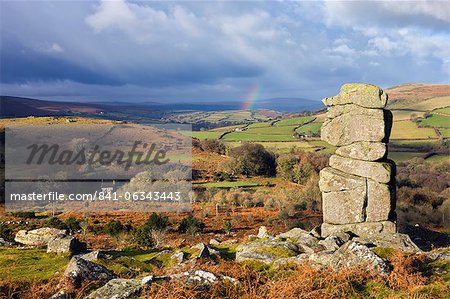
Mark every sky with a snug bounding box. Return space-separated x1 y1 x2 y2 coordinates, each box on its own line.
1 1 449 104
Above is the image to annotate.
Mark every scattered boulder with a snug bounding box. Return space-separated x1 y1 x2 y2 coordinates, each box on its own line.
236 240 299 264
80 250 108 262
355 233 421 254
62 255 116 289
47 236 87 255
277 228 322 253
321 221 396 238
192 243 210 259
257 226 271 239
85 277 153 299
15 227 67 246
331 241 391 274
0 237 13 247
171 270 237 285
209 239 220 245
318 235 345 253
277 227 309 239
49 291 67 299
222 239 238 244
171 251 185 265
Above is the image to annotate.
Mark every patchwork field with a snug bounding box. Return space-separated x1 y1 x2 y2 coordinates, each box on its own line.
419 114 450 128
191 85 448 164
390 121 438 140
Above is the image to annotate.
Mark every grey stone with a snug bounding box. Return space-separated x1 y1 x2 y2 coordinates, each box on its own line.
209 239 220 245
326 103 384 119
257 226 271 239
49 291 67 299
277 228 322 253
318 235 345 252
329 155 393 183
321 221 396 238
192 243 210 259
15 227 67 246
85 278 144 299
277 227 309 239
322 83 388 108
80 250 108 262
236 240 299 264
322 187 366 224
336 142 386 161
366 180 394 222
321 109 386 146
331 241 391 274
356 233 421 254
171 251 185 265
222 239 238 244
62 255 116 289
47 236 87 255
319 167 366 193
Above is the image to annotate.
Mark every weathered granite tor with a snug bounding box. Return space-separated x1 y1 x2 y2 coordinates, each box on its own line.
320 83 396 238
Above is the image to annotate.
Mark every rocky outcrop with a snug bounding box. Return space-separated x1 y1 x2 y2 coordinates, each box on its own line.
14 227 67 246
62 255 116 289
85 276 154 299
236 240 300 264
47 236 87 255
320 83 396 238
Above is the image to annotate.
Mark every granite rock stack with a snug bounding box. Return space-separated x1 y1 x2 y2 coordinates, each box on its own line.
320 83 396 238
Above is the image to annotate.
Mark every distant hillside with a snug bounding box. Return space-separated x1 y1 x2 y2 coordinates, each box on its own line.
386 84 450 109
0 96 103 118
0 95 322 122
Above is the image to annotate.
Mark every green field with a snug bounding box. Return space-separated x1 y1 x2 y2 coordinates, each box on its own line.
434 106 450 115
420 114 450 128
295 122 322 135
388 151 425 162
425 154 450 163
222 132 295 141
439 128 450 138
390 121 438 139
274 116 314 126
209 124 246 132
245 125 297 135
246 121 273 128
392 110 426 121
192 131 223 140
0 248 69 282
398 96 450 111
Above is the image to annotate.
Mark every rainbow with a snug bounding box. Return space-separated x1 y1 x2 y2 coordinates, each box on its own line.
242 82 261 110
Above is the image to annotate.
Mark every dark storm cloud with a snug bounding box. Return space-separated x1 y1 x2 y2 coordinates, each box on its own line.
0 1 449 102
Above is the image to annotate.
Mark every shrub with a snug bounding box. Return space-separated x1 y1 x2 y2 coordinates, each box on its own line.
145 212 170 231
65 217 80 234
223 220 232 234
178 215 205 236
221 143 276 177
134 225 154 248
0 224 13 241
11 211 36 219
104 220 124 238
134 213 170 248
46 217 68 230
200 139 226 154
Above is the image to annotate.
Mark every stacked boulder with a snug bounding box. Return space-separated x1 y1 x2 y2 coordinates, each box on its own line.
319 83 396 238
